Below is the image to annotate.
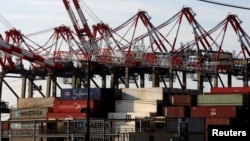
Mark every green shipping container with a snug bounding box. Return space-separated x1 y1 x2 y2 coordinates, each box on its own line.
197 94 249 106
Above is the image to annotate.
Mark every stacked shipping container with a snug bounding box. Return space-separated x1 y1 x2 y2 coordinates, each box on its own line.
9 97 59 141
4 86 250 141
47 88 116 119
6 88 118 141
109 87 167 140
117 87 250 141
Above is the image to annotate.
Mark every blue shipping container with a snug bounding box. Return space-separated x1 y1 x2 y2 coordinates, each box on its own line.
61 88 101 100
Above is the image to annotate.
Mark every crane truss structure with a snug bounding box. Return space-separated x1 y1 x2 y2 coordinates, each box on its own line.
0 0 250 99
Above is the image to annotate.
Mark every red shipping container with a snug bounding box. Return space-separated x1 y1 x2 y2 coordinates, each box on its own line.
205 118 230 129
47 112 87 120
169 95 192 106
53 100 100 113
211 87 250 94
191 106 236 118
163 106 185 117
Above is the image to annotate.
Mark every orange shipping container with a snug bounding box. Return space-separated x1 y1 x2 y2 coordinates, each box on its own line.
191 106 236 118
53 100 101 113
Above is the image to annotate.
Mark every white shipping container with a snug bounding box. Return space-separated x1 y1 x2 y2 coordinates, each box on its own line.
17 97 59 109
197 94 244 106
115 100 159 112
121 88 164 100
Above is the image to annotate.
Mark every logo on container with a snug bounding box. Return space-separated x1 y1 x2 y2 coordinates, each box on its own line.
72 89 87 99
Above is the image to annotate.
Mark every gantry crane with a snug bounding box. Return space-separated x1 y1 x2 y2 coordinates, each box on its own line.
0 1 250 101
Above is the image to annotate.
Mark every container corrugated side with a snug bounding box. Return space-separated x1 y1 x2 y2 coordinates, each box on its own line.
121 87 164 100
169 95 192 106
61 88 101 100
17 97 60 109
197 94 245 106
115 100 160 112
53 100 100 113
211 87 250 94
163 106 185 118
10 107 52 120
191 106 237 118
71 119 113 134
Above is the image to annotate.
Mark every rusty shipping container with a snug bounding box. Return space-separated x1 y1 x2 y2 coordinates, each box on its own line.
17 97 60 109
169 95 194 106
197 94 249 106
10 107 52 120
191 106 237 118
162 106 185 118
53 100 100 113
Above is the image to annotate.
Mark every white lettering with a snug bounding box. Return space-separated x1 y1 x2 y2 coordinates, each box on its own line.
212 129 247 137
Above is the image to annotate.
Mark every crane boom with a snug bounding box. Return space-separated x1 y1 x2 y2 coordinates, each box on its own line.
0 41 64 70
72 0 94 40
62 0 98 60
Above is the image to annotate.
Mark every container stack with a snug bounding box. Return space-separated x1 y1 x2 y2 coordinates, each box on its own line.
11 97 59 121
108 87 166 136
47 88 116 120
115 87 250 141
163 89 201 141
192 87 250 141
208 86 250 126
9 97 59 141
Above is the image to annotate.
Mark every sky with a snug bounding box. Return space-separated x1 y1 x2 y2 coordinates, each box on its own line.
0 0 250 120
1 0 250 35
